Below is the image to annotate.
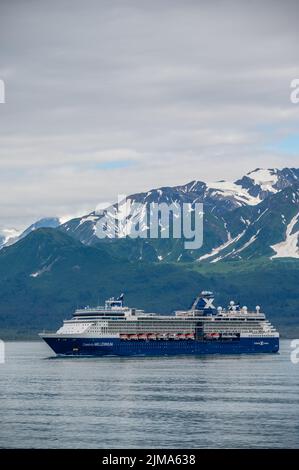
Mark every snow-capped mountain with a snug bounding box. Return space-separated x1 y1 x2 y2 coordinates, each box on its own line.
236 168 299 199
199 185 299 262
2 168 299 262
59 167 299 262
0 228 21 249
0 217 62 250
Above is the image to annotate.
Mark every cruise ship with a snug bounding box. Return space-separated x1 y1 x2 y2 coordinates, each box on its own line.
40 291 279 356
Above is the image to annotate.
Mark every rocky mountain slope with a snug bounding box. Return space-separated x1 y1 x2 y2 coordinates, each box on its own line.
59 168 299 262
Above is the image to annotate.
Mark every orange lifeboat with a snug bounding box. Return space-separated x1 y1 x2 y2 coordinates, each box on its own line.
148 333 157 340
138 333 148 340
205 332 220 340
130 334 139 340
186 333 195 340
177 333 187 340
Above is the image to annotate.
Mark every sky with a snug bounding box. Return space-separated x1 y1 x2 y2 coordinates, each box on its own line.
0 0 299 230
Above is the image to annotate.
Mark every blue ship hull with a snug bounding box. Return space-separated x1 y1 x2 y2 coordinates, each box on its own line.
42 336 279 356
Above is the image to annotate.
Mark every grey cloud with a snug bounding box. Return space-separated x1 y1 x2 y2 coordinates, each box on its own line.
0 0 299 229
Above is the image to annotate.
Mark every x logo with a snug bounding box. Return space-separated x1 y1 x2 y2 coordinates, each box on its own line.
204 298 215 309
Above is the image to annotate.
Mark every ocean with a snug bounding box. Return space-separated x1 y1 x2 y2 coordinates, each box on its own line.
0 340 298 448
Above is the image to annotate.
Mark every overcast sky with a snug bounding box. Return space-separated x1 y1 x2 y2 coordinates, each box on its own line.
1 0 299 230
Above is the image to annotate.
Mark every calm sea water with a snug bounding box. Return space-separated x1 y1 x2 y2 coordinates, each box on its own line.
0 340 298 449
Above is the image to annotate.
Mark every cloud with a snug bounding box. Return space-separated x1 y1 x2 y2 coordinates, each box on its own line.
0 0 299 229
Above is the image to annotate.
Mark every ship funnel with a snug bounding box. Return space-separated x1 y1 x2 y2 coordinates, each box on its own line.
117 293 125 305
191 291 216 314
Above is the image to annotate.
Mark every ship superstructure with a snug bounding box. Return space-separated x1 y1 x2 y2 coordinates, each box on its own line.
40 291 279 356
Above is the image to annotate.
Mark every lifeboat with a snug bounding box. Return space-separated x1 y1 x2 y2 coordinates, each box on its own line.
157 333 167 340
138 333 148 340
148 334 157 340
205 332 221 340
130 334 139 340
186 333 195 340
177 333 187 340
212 332 220 338
120 334 129 340
168 333 177 340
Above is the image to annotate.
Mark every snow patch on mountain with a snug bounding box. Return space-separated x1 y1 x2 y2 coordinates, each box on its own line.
0 228 21 245
30 257 61 278
233 229 261 256
210 230 247 263
206 181 261 206
59 213 85 225
271 213 299 259
198 230 246 261
254 208 269 224
78 215 99 226
247 168 278 193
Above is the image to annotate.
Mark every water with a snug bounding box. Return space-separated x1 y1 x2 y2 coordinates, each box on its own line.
0 340 298 449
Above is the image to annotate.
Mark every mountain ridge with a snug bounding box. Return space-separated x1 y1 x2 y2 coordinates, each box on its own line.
2 167 299 263
58 167 299 263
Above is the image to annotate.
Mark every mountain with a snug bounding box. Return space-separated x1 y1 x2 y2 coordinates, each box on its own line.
3 167 298 262
0 227 21 249
59 167 299 263
1 167 299 339
0 228 118 333
0 217 62 250
0 228 298 338
199 184 299 262
236 168 299 200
